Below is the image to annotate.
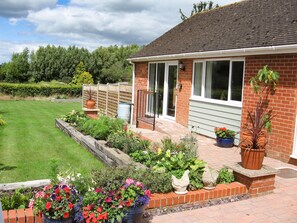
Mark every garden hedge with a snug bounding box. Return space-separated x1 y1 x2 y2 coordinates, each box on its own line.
0 83 81 97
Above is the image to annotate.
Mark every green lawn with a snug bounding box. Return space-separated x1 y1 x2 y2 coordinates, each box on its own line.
0 100 104 183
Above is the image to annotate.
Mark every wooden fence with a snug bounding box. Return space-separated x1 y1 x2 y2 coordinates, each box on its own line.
82 83 132 118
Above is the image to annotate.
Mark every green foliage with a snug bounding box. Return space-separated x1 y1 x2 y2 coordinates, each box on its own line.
61 110 88 130
81 116 124 140
0 45 140 84
217 168 235 184
71 62 94 85
179 1 220 20
0 82 81 97
92 167 172 194
107 131 150 154
0 115 6 126
130 137 205 190
250 65 279 92
214 127 236 138
0 189 33 210
1 48 30 83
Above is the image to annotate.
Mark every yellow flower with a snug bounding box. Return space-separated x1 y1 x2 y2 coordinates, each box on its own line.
166 150 171 158
157 148 162 155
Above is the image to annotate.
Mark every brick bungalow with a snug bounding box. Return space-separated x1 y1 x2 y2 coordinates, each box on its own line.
129 0 297 164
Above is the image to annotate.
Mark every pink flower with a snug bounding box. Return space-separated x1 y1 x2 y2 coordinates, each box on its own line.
105 197 112 203
135 182 143 187
28 199 34 209
95 188 102 193
125 178 134 185
35 191 44 198
144 189 151 198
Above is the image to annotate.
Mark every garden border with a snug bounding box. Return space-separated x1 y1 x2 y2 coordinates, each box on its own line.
55 119 146 169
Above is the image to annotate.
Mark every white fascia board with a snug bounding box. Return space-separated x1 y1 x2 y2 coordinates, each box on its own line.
128 44 297 62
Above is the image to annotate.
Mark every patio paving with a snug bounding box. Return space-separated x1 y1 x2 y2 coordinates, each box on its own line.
130 118 297 222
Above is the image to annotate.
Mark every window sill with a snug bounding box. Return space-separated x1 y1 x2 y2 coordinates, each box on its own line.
189 96 242 108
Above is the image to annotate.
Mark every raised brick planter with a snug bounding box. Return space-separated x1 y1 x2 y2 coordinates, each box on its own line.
226 163 278 197
2 182 247 223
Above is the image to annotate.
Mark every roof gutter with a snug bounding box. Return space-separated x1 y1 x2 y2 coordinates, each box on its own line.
129 44 297 62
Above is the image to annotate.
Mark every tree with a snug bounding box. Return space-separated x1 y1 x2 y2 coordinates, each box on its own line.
179 1 219 21
71 62 94 85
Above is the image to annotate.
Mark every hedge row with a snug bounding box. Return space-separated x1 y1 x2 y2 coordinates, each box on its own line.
0 83 82 97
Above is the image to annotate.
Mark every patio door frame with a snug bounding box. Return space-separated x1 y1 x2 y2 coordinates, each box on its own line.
148 61 178 121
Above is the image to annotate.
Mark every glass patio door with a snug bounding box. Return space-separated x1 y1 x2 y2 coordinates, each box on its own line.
164 64 178 118
148 62 178 119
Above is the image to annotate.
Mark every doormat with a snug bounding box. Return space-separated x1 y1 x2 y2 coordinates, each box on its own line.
277 168 297 179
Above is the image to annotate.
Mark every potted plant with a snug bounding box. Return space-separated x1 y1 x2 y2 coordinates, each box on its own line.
30 182 80 223
121 178 151 223
85 85 96 109
214 127 236 148
240 65 279 170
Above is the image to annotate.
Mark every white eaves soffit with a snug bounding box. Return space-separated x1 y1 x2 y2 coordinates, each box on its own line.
129 44 297 62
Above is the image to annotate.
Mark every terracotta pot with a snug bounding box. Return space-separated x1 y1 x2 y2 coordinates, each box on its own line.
86 99 96 109
241 147 265 170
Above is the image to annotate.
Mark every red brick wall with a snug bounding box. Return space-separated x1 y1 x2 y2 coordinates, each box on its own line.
133 62 149 123
242 54 297 162
176 59 193 127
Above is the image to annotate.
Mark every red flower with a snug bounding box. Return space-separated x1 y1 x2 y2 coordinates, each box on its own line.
89 212 95 219
86 218 90 223
68 203 74 210
97 207 103 213
92 217 97 223
55 188 60 194
95 188 102 193
87 205 92 211
63 212 69 219
83 211 89 219
126 199 133 207
63 187 71 193
66 194 70 199
45 202 51 210
56 196 62 201
44 193 50 199
102 212 108 220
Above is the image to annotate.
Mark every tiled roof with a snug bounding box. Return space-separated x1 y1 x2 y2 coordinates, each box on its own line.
131 0 297 59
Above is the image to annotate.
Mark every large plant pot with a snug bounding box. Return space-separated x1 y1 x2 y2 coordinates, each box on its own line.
241 147 265 170
216 137 234 148
43 215 73 223
122 205 146 223
86 99 96 109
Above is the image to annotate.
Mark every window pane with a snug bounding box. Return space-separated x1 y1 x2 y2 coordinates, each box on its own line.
231 61 244 101
148 64 156 91
205 61 230 100
157 63 165 115
193 62 203 96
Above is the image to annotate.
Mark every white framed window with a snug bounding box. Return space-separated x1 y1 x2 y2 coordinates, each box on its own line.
192 59 244 106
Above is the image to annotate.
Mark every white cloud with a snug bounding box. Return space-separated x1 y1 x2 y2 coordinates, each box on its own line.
0 0 56 18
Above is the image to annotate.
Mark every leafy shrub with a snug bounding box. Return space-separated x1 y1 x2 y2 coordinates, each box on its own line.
91 167 172 193
130 137 205 190
0 189 34 210
217 167 235 184
81 116 124 140
61 110 88 130
0 82 81 97
106 131 150 154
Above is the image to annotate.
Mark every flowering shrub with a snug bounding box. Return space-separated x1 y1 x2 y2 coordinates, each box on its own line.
82 188 125 223
61 110 88 130
214 127 235 138
81 179 151 223
31 182 79 220
121 178 151 208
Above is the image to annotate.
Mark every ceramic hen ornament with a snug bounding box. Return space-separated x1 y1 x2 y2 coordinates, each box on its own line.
172 170 190 194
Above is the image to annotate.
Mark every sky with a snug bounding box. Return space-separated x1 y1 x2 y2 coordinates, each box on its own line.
0 0 239 63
